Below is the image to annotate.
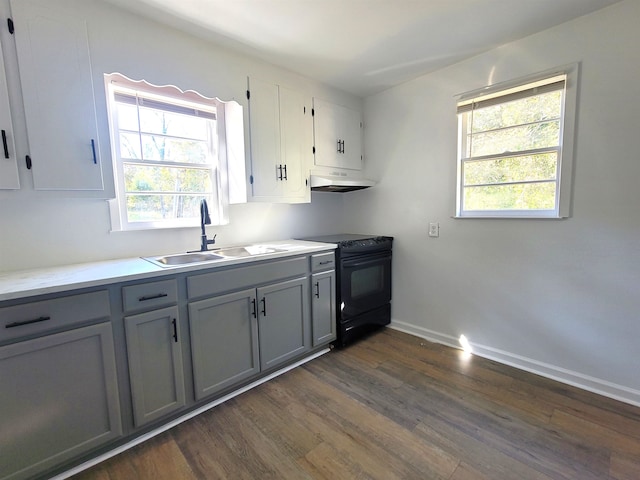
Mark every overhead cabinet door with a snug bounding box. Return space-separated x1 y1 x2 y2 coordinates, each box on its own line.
11 0 104 191
247 77 311 202
313 97 362 171
0 35 19 189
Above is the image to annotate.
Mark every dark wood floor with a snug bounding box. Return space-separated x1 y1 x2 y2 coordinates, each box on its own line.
74 328 640 479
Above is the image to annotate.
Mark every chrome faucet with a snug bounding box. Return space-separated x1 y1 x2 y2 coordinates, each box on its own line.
199 199 216 251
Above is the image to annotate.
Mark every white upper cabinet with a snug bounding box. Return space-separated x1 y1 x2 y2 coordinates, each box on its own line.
312 97 363 171
247 77 312 203
0 35 19 189
11 0 104 191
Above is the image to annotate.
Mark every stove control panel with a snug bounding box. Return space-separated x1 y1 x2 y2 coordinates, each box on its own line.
339 236 393 252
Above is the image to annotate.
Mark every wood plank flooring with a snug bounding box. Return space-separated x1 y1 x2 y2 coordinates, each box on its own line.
73 328 640 479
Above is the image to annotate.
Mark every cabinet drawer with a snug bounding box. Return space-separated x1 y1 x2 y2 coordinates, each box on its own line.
310 252 335 272
0 290 110 344
188 256 307 299
122 279 178 314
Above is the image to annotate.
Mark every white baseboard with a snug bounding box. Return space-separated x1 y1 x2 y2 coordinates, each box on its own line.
390 320 640 408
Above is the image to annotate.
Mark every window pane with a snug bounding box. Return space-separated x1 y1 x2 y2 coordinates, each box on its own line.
125 194 206 221
116 103 139 131
140 134 210 164
123 164 213 194
471 90 562 133
468 120 560 157
138 107 210 140
464 152 558 186
464 182 556 211
119 132 141 159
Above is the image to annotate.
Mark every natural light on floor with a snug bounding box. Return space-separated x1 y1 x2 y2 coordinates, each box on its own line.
459 334 473 359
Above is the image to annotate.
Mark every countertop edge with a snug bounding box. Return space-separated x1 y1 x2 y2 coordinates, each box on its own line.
0 240 337 302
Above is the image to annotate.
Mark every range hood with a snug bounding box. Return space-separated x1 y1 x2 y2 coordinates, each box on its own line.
310 175 376 192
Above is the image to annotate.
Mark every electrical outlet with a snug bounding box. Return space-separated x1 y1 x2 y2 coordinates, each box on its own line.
428 222 440 237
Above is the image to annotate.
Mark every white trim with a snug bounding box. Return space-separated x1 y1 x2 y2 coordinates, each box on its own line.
389 320 640 408
51 348 330 480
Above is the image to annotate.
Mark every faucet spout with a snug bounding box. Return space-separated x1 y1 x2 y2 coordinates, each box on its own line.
199 199 216 251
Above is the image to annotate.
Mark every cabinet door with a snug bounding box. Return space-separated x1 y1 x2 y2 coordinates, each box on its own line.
257 277 310 370
189 289 260 401
340 104 364 170
125 306 186 428
0 37 19 189
279 85 312 201
11 0 104 191
0 323 122 480
248 77 281 199
312 270 337 346
247 78 311 203
313 97 362 171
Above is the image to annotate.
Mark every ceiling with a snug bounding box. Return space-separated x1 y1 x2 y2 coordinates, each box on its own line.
103 0 621 97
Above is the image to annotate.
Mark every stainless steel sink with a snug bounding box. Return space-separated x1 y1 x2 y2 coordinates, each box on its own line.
143 245 287 267
216 246 286 258
143 252 225 267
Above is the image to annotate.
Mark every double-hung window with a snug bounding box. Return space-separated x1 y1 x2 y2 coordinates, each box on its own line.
456 66 577 218
105 73 245 230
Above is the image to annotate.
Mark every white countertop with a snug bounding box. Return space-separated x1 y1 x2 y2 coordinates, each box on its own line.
0 240 336 302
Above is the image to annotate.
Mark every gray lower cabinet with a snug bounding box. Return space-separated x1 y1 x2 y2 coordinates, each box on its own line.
0 322 122 480
311 270 337 346
189 289 260 401
257 276 310 370
124 306 186 427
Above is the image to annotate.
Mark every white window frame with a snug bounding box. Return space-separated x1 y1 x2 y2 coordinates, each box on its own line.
105 73 246 231
455 64 579 219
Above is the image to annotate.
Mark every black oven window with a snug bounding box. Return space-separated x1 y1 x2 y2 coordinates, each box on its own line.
352 265 384 298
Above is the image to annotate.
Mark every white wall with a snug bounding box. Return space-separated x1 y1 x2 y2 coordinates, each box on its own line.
0 0 352 272
349 0 640 405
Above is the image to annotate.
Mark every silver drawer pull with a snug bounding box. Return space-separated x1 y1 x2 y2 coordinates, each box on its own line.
138 293 168 302
318 260 332 265
6 316 51 329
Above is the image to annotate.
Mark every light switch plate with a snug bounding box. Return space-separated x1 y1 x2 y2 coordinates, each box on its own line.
428 222 439 237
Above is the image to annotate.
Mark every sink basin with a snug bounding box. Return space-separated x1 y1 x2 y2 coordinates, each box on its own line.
216 246 286 258
143 252 224 267
143 245 288 268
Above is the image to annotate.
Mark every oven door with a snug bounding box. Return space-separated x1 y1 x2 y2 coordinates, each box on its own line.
340 251 392 320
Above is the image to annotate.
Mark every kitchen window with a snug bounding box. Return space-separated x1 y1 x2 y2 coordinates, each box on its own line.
456 65 578 218
105 73 245 230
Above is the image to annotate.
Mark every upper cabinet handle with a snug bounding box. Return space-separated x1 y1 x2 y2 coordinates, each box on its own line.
337 139 341 153
91 139 97 164
2 130 8 159
282 164 287 180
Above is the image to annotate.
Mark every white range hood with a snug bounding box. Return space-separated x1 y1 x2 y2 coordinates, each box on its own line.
310 175 376 192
